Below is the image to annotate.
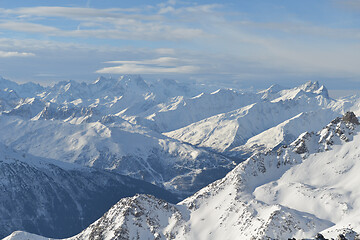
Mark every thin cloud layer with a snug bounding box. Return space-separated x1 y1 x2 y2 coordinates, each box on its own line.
0 5 208 41
97 57 199 74
0 50 34 57
97 64 199 74
0 0 358 89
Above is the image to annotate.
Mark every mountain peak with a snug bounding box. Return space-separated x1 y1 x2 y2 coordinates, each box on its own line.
118 75 149 90
298 81 329 98
0 76 19 90
301 80 319 90
260 84 284 94
92 76 108 84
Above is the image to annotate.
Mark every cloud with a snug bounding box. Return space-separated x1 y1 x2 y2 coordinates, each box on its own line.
0 5 207 41
62 26 205 41
96 57 199 74
105 57 185 66
0 2 359 88
153 48 175 55
157 3 221 15
0 21 59 34
235 20 360 40
0 20 204 41
0 7 141 19
0 50 34 57
96 64 199 74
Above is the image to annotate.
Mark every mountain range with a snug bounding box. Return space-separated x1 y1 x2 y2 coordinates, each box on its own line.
0 75 360 239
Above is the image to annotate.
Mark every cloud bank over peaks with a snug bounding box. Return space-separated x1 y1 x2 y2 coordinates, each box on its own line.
97 57 200 74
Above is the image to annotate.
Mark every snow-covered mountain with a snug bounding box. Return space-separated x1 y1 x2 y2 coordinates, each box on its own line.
6 112 360 240
179 112 360 239
0 142 178 239
0 76 240 197
164 83 339 156
1 75 360 239
0 114 234 197
0 76 358 195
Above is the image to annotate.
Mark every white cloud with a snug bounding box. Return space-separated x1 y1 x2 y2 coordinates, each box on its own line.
0 21 59 34
0 5 207 41
0 50 34 57
96 64 199 74
153 48 175 55
236 20 360 40
158 6 175 14
0 7 141 19
97 57 199 74
61 26 205 40
105 57 181 66
0 2 359 87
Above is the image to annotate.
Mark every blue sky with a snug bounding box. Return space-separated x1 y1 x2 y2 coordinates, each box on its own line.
0 0 359 90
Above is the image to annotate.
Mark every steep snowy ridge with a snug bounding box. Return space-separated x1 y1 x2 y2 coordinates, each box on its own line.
164 92 338 155
184 112 359 206
271 81 329 102
0 77 44 98
235 109 339 154
71 194 189 240
178 112 360 239
142 88 262 132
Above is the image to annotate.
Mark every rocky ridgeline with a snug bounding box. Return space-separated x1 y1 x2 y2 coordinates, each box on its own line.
183 112 359 204
71 194 188 240
288 229 360 239
291 111 359 154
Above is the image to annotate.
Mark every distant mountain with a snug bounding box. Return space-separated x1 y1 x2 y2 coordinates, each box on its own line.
164 81 338 156
6 112 360 240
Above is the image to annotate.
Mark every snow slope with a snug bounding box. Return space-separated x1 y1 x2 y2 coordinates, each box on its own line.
164 92 338 155
234 109 339 154
179 112 360 239
0 76 240 196
0 115 233 196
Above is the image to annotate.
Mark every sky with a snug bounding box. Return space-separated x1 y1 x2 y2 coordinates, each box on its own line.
0 0 359 90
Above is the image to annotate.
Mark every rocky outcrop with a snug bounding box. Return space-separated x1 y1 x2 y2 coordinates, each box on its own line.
342 111 359 125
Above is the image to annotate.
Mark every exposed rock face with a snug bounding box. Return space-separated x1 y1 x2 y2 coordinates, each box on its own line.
342 111 359 125
315 233 326 240
70 194 189 240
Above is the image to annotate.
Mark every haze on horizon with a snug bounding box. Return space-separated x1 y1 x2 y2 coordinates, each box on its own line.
0 0 359 92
